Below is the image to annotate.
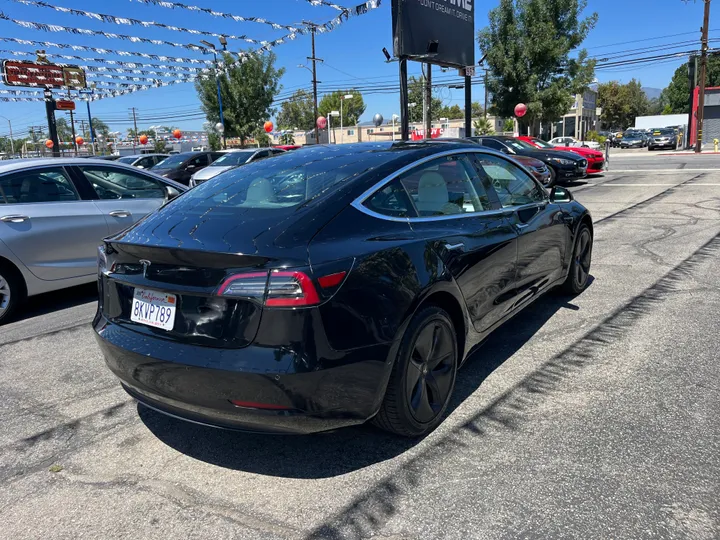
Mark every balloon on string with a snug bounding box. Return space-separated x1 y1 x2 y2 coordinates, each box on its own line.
514 103 527 118
45 139 54 148
264 121 273 133
173 129 182 140
316 116 327 130
139 134 148 145
75 136 84 146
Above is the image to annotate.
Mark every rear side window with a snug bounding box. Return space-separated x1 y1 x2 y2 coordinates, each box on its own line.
364 179 415 218
0 167 78 204
397 154 491 217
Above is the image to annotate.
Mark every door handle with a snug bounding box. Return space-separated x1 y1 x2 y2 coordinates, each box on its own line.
109 210 131 218
444 242 465 251
0 215 29 223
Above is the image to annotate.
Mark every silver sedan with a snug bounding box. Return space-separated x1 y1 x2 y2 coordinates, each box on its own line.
0 158 185 323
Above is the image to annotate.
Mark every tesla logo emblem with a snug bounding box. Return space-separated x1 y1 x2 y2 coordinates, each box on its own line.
139 259 151 277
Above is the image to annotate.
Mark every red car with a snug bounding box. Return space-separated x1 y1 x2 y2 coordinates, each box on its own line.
518 136 605 174
273 145 301 151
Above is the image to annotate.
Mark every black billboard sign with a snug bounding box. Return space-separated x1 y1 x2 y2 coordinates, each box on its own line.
392 0 475 69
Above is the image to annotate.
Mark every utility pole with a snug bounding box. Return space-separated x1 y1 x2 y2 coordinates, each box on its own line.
696 0 712 153
483 69 489 120
0 115 13 156
67 89 78 156
400 58 409 141
424 63 432 138
306 24 322 145
130 107 139 152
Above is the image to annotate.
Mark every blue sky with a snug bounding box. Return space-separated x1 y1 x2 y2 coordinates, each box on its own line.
0 0 712 139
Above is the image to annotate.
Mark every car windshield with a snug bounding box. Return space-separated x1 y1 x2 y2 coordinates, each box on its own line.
117 156 138 164
506 139 536 151
154 154 191 168
211 151 256 166
531 139 554 149
657 129 674 136
176 147 398 211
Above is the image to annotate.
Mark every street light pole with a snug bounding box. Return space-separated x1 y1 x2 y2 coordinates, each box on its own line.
0 115 14 156
200 38 227 149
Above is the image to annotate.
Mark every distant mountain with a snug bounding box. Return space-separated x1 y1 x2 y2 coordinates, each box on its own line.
643 87 663 100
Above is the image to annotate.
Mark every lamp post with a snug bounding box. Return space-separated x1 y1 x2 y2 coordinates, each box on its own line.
328 111 339 144
198 37 228 149
392 114 400 141
339 94 354 144
0 115 14 156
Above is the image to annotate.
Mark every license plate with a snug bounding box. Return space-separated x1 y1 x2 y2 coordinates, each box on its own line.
130 288 176 331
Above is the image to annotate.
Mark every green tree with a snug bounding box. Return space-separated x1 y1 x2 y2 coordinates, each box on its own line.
279 132 295 145
55 117 72 142
153 139 169 153
659 57 720 114
438 104 464 120
318 90 366 127
408 76 444 122
196 51 284 146
503 118 515 132
597 79 648 130
253 129 270 147
473 117 494 135
471 102 484 118
479 0 598 135
0 137 27 155
206 131 221 151
91 117 110 138
277 90 316 131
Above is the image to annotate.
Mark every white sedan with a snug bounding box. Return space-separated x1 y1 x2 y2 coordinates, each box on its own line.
549 137 602 150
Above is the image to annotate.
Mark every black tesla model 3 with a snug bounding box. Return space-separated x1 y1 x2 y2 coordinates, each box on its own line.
94 141 593 437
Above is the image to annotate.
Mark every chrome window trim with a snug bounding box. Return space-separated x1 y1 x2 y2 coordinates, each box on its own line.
351 148 549 223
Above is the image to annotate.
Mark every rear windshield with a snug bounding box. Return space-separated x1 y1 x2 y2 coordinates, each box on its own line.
178 146 398 210
154 154 191 168
211 151 255 166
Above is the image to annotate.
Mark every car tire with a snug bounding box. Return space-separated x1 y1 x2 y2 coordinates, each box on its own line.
374 306 458 437
544 166 557 188
561 223 593 295
0 262 25 325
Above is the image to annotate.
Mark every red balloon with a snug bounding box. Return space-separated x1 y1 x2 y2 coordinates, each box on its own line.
139 134 149 145
264 121 273 133
172 129 182 140
514 103 528 118
45 139 54 148
75 136 84 146
316 116 327 130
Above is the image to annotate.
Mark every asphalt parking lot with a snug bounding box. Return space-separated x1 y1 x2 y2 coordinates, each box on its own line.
1 153 719 539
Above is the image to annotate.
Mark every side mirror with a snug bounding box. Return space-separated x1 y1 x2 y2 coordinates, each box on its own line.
550 186 573 203
501 147 511 154
137 165 145 169
166 186 180 200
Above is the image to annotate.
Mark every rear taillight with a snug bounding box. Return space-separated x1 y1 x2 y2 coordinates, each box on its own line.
218 270 320 307
265 271 320 307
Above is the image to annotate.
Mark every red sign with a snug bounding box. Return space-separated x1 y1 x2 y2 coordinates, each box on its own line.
55 100 75 111
411 128 443 140
1 60 86 89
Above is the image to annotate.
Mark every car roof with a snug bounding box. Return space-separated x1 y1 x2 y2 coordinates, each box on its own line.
0 157 173 176
119 153 167 159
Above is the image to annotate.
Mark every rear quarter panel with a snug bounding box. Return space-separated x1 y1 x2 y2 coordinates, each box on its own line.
309 206 468 352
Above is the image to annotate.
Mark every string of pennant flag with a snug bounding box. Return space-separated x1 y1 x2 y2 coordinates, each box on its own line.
0 50 206 73
10 0 305 43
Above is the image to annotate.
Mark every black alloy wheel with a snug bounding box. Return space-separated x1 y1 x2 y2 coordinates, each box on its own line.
374 306 458 437
562 224 593 294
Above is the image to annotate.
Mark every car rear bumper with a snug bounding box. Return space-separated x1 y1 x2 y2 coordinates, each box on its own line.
94 316 396 434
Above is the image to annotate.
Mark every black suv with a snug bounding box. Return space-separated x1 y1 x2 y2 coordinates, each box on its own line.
469 136 587 187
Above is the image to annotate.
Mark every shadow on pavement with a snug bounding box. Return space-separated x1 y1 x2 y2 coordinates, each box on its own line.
12 282 97 323
139 289 580 479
